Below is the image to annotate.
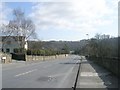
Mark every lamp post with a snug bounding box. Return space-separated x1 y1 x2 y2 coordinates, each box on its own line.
86 34 89 40
86 34 89 57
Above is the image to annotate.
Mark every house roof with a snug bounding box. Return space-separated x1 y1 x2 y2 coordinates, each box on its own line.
0 36 25 42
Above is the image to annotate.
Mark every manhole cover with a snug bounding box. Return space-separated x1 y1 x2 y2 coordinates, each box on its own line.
37 76 53 82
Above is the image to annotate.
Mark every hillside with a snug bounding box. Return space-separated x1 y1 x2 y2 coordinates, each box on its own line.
27 40 88 51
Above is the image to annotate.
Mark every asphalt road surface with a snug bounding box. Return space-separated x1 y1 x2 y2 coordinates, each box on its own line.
2 55 80 88
2 55 118 89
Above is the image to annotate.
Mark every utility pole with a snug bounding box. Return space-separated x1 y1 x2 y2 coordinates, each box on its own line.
86 34 89 57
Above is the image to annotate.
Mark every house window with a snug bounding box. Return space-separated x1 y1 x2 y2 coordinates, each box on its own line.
6 48 10 53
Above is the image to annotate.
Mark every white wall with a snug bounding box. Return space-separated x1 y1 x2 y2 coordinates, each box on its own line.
3 37 19 53
2 36 27 53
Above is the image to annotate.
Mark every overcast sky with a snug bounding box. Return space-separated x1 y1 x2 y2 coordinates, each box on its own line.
0 0 119 41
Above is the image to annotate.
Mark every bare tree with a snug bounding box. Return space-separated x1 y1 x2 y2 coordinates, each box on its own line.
1 8 37 53
10 8 36 39
95 33 101 40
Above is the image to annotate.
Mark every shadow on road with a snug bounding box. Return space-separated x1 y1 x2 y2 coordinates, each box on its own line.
59 62 80 65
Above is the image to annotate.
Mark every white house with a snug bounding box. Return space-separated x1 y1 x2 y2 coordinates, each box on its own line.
0 36 28 53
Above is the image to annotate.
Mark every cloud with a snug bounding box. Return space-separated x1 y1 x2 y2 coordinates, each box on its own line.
0 2 12 27
29 0 118 36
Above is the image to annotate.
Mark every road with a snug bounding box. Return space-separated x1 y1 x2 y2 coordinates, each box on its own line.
2 55 118 89
2 55 80 88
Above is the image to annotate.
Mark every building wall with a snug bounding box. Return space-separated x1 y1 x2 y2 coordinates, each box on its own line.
0 37 2 51
1 36 28 53
3 37 20 53
24 40 28 50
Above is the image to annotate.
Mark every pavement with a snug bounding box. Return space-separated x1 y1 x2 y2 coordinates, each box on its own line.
77 59 118 89
2 55 119 89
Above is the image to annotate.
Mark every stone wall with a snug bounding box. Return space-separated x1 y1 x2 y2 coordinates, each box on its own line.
0 52 68 64
87 56 119 77
0 52 12 63
26 54 68 61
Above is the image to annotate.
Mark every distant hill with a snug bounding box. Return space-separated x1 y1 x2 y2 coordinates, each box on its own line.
27 40 88 51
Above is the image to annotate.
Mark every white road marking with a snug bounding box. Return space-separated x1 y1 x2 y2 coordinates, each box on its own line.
80 72 110 77
80 82 105 85
15 69 37 77
80 81 112 85
80 72 98 76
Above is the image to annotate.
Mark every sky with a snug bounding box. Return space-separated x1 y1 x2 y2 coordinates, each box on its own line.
0 0 119 41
